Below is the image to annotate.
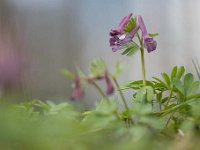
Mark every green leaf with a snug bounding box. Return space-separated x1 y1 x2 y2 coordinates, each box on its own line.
140 117 164 130
187 81 200 97
173 77 184 96
161 73 171 88
132 102 152 115
157 97 200 116
76 66 86 78
95 99 118 115
184 73 194 97
124 17 137 32
153 77 169 89
135 87 147 102
134 86 154 103
164 103 176 111
173 73 199 100
177 66 185 79
121 42 140 56
146 86 154 102
89 58 106 77
161 97 169 104
184 73 194 89
62 69 75 80
154 83 167 90
82 111 92 116
171 66 177 81
184 73 200 98
119 80 153 90
156 92 162 103
112 61 127 78
148 33 159 37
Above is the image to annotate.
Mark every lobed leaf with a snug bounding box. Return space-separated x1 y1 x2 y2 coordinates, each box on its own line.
121 42 140 56
170 66 178 81
161 73 171 88
112 61 127 78
62 70 75 80
176 66 185 79
89 58 106 77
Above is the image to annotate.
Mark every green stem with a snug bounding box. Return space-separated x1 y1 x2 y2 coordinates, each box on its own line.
159 103 162 111
112 76 134 124
140 46 147 86
159 95 200 117
90 80 120 120
136 33 146 86
112 77 129 110
187 93 200 100
90 80 109 103
165 90 173 108
165 112 175 128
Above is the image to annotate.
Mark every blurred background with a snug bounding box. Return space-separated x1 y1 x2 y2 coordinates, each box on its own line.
0 0 200 105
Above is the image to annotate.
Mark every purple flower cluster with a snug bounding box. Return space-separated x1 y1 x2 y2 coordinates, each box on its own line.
70 70 115 100
109 14 157 53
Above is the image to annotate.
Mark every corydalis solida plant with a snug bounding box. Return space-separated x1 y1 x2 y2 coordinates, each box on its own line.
65 13 200 129
109 13 158 86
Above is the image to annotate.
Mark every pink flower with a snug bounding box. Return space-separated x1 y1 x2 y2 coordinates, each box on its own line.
70 76 84 100
104 71 114 95
109 13 139 52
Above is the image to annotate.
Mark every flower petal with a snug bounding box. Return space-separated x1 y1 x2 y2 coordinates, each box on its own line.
138 15 148 36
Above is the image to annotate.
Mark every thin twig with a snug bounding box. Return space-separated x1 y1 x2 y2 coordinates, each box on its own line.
112 76 134 124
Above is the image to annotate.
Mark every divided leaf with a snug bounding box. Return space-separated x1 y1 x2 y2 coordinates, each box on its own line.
161 73 171 88
120 80 154 90
184 73 200 98
170 66 178 81
121 42 140 56
173 77 184 96
134 86 154 103
153 77 169 90
89 59 106 77
62 70 75 80
177 66 185 79
112 61 127 78
173 73 200 99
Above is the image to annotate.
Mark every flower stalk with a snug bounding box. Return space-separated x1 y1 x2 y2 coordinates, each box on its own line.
112 76 134 124
136 33 147 86
140 46 147 86
89 79 120 120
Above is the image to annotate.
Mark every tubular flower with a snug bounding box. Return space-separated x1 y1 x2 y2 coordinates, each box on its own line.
104 71 115 95
138 15 157 53
70 76 84 100
110 25 139 52
110 13 132 36
109 13 139 52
